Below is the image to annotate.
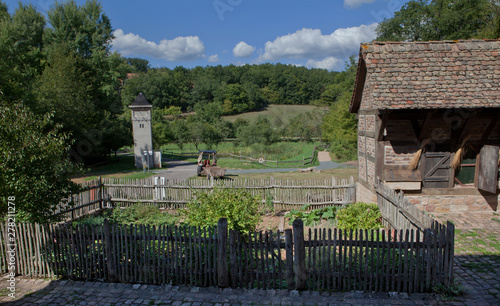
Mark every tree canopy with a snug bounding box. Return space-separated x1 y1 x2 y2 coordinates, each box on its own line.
376 0 500 41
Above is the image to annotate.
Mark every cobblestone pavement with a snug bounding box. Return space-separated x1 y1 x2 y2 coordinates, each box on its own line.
1 212 499 305
1 278 444 305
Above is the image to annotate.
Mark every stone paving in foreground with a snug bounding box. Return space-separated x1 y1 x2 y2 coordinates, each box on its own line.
1 278 443 305
1 212 499 305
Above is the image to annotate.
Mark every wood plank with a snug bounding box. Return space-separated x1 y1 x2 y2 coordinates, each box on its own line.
477 145 499 193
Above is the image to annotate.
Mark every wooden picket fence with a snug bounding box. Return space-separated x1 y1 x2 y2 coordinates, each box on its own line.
51 177 355 222
1 217 454 292
103 176 355 211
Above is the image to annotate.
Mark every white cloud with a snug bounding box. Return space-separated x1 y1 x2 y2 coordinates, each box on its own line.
344 0 376 9
208 54 220 63
258 24 377 63
112 29 205 61
306 57 345 70
233 41 256 58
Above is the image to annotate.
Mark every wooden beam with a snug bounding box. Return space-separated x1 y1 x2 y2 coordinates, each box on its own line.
377 112 389 141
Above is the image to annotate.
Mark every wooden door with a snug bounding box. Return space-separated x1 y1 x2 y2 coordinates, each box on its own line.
477 145 499 193
422 152 452 188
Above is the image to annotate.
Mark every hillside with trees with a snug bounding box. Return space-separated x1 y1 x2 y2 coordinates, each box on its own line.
120 63 339 115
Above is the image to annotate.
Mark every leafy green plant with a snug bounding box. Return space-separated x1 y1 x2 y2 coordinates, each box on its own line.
110 204 178 226
433 281 464 298
181 188 261 232
286 204 338 227
335 202 382 230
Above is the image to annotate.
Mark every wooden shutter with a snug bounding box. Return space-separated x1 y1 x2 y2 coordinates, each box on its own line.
422 152 452 188
477 145 499 193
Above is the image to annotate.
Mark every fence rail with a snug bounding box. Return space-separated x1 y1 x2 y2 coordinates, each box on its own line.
376 180 440 233
0 218 453 292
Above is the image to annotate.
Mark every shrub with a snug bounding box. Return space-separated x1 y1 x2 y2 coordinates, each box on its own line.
335 202 382 230
286 205 338 227
182 188 261 232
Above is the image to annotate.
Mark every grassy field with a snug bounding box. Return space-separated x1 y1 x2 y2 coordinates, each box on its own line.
222 104 328 123
162 141 322 169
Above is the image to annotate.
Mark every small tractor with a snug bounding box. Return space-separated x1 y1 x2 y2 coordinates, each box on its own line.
197 150 226 178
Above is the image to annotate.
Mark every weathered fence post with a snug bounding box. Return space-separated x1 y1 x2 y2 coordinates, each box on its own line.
285 229 294 290
217 218 228 288
229 230 237 288
99 176 103 210
103 219 117 282
293 219 307 290
446 221 455 286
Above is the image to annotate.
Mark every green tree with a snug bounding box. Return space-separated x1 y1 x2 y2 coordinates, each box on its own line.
0 101 80 223
321 58 358 161
376 0 496 41
237 116 278 146
0 2 45 103
171 119 189 150
322 91 357 161
127 57 150 72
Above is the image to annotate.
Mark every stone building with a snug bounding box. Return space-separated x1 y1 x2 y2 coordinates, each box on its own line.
350 40 500 212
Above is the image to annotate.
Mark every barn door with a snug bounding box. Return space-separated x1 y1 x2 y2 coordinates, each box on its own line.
422 152 452 188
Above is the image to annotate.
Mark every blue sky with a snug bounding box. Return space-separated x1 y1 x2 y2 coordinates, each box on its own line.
4 0 406 71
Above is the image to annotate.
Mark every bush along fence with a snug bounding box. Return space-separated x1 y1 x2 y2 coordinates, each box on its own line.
52 177 356 222
0 218 453 293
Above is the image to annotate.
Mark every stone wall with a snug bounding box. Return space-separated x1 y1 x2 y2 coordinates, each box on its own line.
408 194 499 212
356 182 377 204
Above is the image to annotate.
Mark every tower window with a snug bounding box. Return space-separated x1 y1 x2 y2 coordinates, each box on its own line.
139 124 144 128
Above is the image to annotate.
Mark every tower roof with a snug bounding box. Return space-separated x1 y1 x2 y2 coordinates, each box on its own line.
129 93 151 107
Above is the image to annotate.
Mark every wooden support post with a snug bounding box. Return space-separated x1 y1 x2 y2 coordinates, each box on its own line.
293 219 307 290
217 218 228 288
103 219 117 282
285 229 294 290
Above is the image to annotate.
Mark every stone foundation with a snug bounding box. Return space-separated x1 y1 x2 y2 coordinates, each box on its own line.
408 194 499 213
356 182 377 204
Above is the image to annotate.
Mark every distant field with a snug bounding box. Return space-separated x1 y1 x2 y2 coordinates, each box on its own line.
222 104 329 123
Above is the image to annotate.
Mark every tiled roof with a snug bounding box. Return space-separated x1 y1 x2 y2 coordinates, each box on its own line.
129 93 151 107
350 40 500 113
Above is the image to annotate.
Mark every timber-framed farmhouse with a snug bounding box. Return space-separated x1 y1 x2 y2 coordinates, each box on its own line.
350 40 500 213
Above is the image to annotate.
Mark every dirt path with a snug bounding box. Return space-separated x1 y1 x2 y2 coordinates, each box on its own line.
317 150 332 162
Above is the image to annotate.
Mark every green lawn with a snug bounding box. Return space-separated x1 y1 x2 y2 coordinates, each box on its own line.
161 141 321 169
222 104 328 123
